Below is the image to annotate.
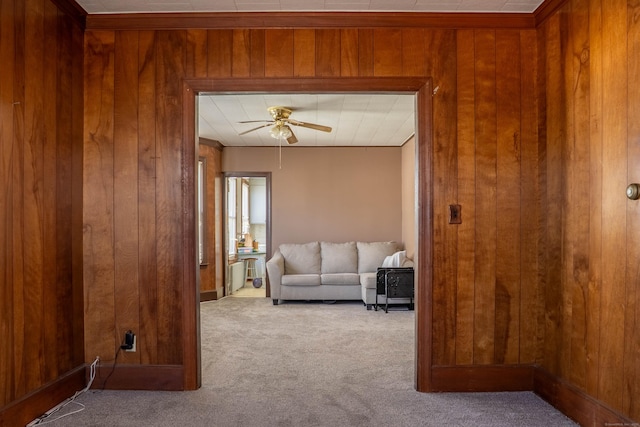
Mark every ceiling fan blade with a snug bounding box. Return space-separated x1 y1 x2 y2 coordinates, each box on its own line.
286 129 298 145
287 119 332 133
238 123 272 136
238 120 273 124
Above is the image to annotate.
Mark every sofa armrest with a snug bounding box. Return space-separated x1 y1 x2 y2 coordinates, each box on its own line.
266 250 284 303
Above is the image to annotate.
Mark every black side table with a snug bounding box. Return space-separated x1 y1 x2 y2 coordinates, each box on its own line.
375 267 414 313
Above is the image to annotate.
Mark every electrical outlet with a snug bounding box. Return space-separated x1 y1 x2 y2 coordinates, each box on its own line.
121 330 136 352
125 334 136 352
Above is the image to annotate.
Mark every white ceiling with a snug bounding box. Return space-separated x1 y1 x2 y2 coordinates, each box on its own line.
199 93 415 147
76 0 543 14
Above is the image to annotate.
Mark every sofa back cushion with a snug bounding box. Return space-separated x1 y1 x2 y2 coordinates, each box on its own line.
321 241 357 274
280 242 321 275
357 241 400 273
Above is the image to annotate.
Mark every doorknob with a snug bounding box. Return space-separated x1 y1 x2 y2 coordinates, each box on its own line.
627 183 640 200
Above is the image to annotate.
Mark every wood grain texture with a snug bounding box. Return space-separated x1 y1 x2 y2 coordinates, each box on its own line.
473 29 497 365
518 30 540 365
83 30 117 362
114 30 141 364
494 29 521 365
624 0 640 415
0 0 84 411
293 29 315 77
5 0 640 424
207 30 232 78
586 0 602 398
428 29 458 367
455 29 476 366
538 0 640 420
155 31 186 365
340 29 358 77
265 29 293 77
316 30 340 77
137 30 159 365
598 0 627 411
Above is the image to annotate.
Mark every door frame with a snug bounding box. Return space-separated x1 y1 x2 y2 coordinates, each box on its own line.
181 77 433 391
223 172 272 297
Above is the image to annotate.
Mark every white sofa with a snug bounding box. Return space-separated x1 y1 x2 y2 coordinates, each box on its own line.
266 241 412 309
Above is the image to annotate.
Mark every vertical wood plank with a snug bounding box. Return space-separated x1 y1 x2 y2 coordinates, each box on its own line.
250 29 265 77
624 0 640 418
23 0 46 391
56 7 80 373
586 0 603 397
114 31 141 364
138 30 159 365
494 29 522 365
42 0 59 381
567 0 591 389
428 29 458 366
155 30 185 365
373 29 402 76
598 0 627 411
83 30 117 361
207 29 232 78
340 29 358 77
293 29 315 77
402 29 426 76
186 29 207 78
358 29 374 77
231 29 250 77
265 29 293 77
455 29 476 366
11 0 26 399
519 30 540 364
543 15 565 376
473 29 497 365
0 0 16 403
315 29 340 77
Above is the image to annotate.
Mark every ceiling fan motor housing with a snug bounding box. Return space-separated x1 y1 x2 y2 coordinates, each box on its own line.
268 106 292 120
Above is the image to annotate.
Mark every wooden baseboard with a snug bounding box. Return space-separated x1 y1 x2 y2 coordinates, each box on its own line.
431 365 535 392
0 365 86 427
533 368 637 426
200 289 218 302
92 364 184 391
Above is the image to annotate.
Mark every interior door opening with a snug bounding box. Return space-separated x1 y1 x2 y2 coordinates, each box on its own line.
224 173 271 298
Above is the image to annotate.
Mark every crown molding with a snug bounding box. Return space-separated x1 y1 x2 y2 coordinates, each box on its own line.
50 0 87 29
533 0 569 26
86 11 535 30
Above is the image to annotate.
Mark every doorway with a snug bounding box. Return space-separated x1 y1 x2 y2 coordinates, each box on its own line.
224 173 271 298
182 77 434 392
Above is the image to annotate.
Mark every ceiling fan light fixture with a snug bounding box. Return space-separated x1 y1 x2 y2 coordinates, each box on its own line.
269 124 292 139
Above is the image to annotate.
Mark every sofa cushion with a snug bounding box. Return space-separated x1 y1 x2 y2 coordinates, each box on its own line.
280 242 321 275
282 274 321 286
320 241 357 274
360 272 377 289
321 273 360 286
357 241 399 273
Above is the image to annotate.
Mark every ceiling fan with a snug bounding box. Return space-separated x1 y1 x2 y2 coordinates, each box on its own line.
238 106 332 144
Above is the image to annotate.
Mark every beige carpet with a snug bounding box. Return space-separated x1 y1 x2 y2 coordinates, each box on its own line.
39 297 577 426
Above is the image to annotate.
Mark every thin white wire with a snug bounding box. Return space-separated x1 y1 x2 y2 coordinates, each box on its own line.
27 357 99 426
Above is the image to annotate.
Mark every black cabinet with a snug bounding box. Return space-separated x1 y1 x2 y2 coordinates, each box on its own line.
375 267 414 313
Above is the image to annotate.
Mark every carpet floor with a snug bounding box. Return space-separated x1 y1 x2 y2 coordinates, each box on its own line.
40 297 577 427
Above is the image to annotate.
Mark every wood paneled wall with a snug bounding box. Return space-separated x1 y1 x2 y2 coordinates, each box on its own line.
0 0 84 412
538 0 640 421
82 24 541 374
